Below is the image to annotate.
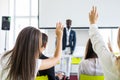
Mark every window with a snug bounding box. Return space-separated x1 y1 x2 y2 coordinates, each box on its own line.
11 0 38 41
10 0 119 56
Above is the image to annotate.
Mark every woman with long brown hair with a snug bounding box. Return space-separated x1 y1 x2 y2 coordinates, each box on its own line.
0 22 63 80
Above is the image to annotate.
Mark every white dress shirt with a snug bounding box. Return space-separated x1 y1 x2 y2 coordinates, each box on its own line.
63 27 71 55
66 27 71 46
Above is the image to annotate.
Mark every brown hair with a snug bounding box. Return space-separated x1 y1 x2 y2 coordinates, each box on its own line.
2 26 42 80
84 39 98 59
41 33 48 47
117 28 120 49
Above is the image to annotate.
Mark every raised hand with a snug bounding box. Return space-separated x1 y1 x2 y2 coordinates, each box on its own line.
107 37 113 52
89 6 98 24
56 22 64 38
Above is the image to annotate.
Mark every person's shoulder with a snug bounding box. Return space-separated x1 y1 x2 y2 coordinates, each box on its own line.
85 58 96 62
79 59 87 65
80 59 88 62
80 58 95 65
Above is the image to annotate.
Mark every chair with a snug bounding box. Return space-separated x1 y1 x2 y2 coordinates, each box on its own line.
35 75 48 80
71 57 81 64
57 57 81 64
80 74 104 80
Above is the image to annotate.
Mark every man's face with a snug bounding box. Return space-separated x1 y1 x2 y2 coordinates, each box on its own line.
66 20 72 29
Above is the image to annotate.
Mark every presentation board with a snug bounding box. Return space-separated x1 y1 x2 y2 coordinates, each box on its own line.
39 0 120 27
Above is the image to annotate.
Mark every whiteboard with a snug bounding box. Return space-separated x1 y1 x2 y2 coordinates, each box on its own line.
39 0 120 27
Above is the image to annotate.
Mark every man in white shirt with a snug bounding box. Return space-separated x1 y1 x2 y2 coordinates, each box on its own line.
60 19 76 80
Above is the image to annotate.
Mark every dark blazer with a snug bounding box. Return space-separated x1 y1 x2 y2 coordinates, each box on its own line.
62 28 76 54
38 54 59 80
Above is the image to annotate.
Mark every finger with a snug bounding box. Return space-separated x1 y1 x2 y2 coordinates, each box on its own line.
92 7 95 15
94 7 96 15
56 22 61 28
92 6 94 11
56 22 60 31
92 6 95 12
61 25 64 30
58 22 61 26
58 22 62 27
96 13 98 19
95 6 97 16
89 12 91 19
56 22 59 27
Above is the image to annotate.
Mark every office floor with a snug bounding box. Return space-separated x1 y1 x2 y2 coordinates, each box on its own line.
55 64 79 80
70 75 78 80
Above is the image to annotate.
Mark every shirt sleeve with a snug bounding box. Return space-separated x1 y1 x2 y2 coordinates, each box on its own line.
35 59 42 77
89 24 115 70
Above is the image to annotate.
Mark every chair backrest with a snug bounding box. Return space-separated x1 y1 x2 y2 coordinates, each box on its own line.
35 75 48 80
71 57 81 64
80 74 104 80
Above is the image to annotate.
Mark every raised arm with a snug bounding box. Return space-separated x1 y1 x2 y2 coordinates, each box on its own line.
39 22 63 70
89 6 98 24
107 38 113 52
89 6 115 69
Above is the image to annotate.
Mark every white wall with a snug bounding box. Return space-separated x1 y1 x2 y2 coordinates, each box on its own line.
39 0 120 27
0 0 10 54
39 0 120 57
43 29 89 57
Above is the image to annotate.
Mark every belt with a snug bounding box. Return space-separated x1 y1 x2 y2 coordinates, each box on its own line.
66 45 70 47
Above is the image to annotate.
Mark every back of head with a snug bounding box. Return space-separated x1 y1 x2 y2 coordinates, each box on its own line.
84 39 98 59
3 26 42 80
41 33 48 48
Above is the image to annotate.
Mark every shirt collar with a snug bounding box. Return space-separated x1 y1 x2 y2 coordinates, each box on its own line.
66 27 71 32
